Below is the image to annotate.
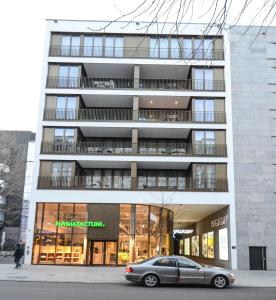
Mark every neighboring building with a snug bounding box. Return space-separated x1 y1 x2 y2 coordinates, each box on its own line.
230 26 276 270
0 131 35 248
20 141 36 243
25 20 236 269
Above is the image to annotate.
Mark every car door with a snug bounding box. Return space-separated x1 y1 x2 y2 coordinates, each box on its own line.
176 258 205 284
152 258 179 284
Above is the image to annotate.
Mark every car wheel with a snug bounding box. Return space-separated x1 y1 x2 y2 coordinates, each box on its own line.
142 274 160 288
212 275 228 289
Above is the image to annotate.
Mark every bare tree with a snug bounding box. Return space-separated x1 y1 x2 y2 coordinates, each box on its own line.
90 0 276 39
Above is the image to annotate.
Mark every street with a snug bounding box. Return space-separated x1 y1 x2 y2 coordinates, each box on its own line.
0 281 275 300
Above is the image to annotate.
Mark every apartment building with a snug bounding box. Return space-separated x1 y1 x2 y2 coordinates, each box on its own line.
25 20 236 269
0 131 35 248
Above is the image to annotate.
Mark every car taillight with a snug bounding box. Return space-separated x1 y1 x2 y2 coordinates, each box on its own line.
125 266 133 273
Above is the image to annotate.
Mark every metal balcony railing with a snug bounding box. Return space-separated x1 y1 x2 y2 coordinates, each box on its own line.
40 142 227 157
46 77 225 91
41 141 133 155
44 108 133 121
46 77 133 89
139 79 225 91
37 176 228 192
43 108 226 124
49 45 225 60
138 110 226 123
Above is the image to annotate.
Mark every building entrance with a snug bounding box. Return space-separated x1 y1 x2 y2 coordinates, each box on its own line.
89 241 117 265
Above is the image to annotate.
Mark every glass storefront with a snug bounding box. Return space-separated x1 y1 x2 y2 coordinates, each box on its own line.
33 203 173 265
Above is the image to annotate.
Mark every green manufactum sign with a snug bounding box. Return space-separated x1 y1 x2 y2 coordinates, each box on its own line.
55 220 106 228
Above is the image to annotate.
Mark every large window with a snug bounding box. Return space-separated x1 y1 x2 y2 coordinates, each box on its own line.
0 212 4 221
202 231 214 258
33 203 88 265
61 35 81 56
194 99 215 122
195 164 216 190
83 36 123 57
194 39 214 59
194 131 215 155
191 235 199 256
56 96 77 120
184 238 190 255
194 69 214 90
219 228 228 260
58 66 79 88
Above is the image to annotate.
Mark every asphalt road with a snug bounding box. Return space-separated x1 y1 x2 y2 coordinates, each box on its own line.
0 281 275 300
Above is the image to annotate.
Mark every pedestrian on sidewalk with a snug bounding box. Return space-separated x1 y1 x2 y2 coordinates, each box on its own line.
13 244 24 269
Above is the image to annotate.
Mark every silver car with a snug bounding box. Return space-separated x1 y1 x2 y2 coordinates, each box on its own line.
125 256 235 288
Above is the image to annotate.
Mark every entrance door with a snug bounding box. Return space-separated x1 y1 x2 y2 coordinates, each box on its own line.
90 241 117 265
249 247 267 270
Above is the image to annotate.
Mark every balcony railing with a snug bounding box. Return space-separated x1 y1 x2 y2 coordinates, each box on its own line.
40 142 227 157
46 77 133 89
46 77 225 91
139 79 225 91
37 176 228 192
44 108 133 121
49 45 225 60
43 108 226 123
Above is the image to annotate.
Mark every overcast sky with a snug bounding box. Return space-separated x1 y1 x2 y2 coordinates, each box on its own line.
0 0 274 132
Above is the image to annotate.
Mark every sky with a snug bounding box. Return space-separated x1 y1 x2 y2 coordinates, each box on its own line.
0 0 274 132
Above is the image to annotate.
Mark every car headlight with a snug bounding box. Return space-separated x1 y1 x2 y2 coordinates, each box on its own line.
229 273 235 278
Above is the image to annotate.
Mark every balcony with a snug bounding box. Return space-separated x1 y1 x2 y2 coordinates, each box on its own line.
43 108 226 124
40 142 227 157
49 45 224 60
37 176 228 192
46 77 225 91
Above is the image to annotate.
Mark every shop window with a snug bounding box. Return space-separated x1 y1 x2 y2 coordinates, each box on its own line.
73 204 88 234
219 228 228 260
184 238 190 255
202 231 214 258
191 235 200 256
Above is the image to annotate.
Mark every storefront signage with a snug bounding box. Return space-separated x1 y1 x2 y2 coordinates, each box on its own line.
173 229 194 238
210 215 228 228
55 220 106 228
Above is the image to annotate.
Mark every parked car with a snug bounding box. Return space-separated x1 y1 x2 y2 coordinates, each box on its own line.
124 256 235 288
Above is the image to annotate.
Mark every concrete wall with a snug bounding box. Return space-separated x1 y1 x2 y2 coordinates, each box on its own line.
230 26 276 270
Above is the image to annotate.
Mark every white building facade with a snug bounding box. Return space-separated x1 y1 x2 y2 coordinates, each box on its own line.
25 20 237 269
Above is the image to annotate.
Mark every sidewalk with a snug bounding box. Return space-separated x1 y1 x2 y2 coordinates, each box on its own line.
0 264 276 287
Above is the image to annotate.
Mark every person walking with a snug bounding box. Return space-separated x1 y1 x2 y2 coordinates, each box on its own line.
13 244 24 269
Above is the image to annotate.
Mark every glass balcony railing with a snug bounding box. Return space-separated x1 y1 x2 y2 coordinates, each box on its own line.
46 77 225 91
49 45 225 60
43 108 226 124
37 176 228 192
40 142 227 157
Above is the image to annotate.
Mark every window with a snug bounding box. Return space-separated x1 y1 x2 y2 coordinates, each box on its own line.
58 66 79 88
183 39 192 59
177 258 198 269
61 35 81 56
202 231 214 258
195 131 215 155
194 69 214 90
184 238 190 255
191 235 199 256
170 38 180 58
94 36 103 56
0 196 6 205
56 96 77 120
194 99 215 122
0 212 4 221
54 128 75 143
150 38 169 58
219 228 228 260
51 162 73 177
195 164 216 190
153 258 176 267
105 36 124 57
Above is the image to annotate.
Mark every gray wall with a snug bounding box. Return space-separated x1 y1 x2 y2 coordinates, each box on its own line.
230 26 276 270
